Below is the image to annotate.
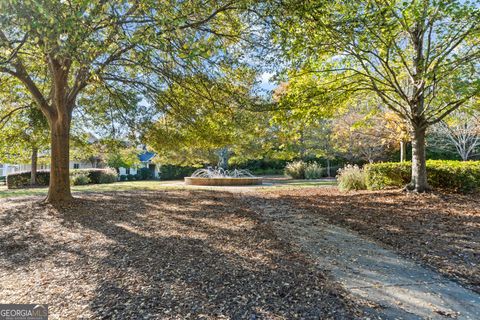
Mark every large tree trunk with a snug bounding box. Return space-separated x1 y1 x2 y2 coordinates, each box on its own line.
46 116 73 203
30 147 38 186
409 127 429 192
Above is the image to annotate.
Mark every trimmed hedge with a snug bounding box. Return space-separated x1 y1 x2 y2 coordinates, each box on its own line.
7 171 50 189
365 160 480 192
159 164 197 180
137 167 153 180
364 162 411 190
7 168 118 189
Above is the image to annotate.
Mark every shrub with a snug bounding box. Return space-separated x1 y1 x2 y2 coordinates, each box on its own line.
71 174 90 186
364 162 411 190
304 162 325 179
72 168 118 184
98 168 118 184
7 168 119 189
284 160 307 179
365 160 480 192
426 160 480 192
127 174 136 181
135 167 153 180
71 168 108 184
336 165 367 191
249 168 284 175
7 171 50 189
119 175 127 181
159 164 197 180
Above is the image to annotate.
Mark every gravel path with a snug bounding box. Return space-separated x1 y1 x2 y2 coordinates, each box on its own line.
242 193 480 319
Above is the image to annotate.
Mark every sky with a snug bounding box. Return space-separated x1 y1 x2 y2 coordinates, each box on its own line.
259 72 277 92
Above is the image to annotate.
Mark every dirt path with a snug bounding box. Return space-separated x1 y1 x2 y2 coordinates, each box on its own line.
241 193 480 319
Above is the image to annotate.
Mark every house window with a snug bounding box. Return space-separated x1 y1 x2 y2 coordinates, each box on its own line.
126 168 130 175
73 163 80 169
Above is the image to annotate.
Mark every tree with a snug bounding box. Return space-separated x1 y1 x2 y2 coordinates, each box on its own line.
0 106 50 185
0 78 49 185
271 0 480 191
431 107 480 160
146 70 264 168
0 0 250 202
106 145 141 173
332 109 395 163
270 80 339 163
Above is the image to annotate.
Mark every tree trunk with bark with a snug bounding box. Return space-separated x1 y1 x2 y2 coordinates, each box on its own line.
408 126 429 192
30 147 38 186
46 114 73 203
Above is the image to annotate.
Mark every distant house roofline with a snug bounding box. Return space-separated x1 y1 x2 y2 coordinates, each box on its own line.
138 151 156 163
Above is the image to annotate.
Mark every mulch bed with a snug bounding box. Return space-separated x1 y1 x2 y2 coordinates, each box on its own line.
264 188 480 293
0 190 358 319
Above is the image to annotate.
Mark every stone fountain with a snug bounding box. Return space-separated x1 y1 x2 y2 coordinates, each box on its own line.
184 167 262 186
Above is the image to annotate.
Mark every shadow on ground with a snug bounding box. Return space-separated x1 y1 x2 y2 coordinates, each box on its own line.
0 190 357 319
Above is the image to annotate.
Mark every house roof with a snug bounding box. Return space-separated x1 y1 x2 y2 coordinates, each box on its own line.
138 151 156 162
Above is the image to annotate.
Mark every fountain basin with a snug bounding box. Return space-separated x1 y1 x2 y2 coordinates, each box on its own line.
185 177 263 186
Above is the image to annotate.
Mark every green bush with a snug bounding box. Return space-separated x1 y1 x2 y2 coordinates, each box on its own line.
304 162 324 179
232 159 287 173
426 160 480 192
136 167 153 180
119 175 127 181
365 160 480 192
336 165 367 191
71 168 111 184
71 174 90 186
98 168 118 184
7 168 119 189
249 168 284 175
159 164 197 180
127 174 136 181
284 160 307 179
7 171 50 189
364 162 411 190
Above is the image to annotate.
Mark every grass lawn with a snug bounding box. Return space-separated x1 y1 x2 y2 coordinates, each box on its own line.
0 180 184 199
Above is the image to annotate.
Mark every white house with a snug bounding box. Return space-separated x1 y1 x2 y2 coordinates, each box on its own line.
0 164 17 177
1 151 158 178
0 160 97 175
118 151 159 178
